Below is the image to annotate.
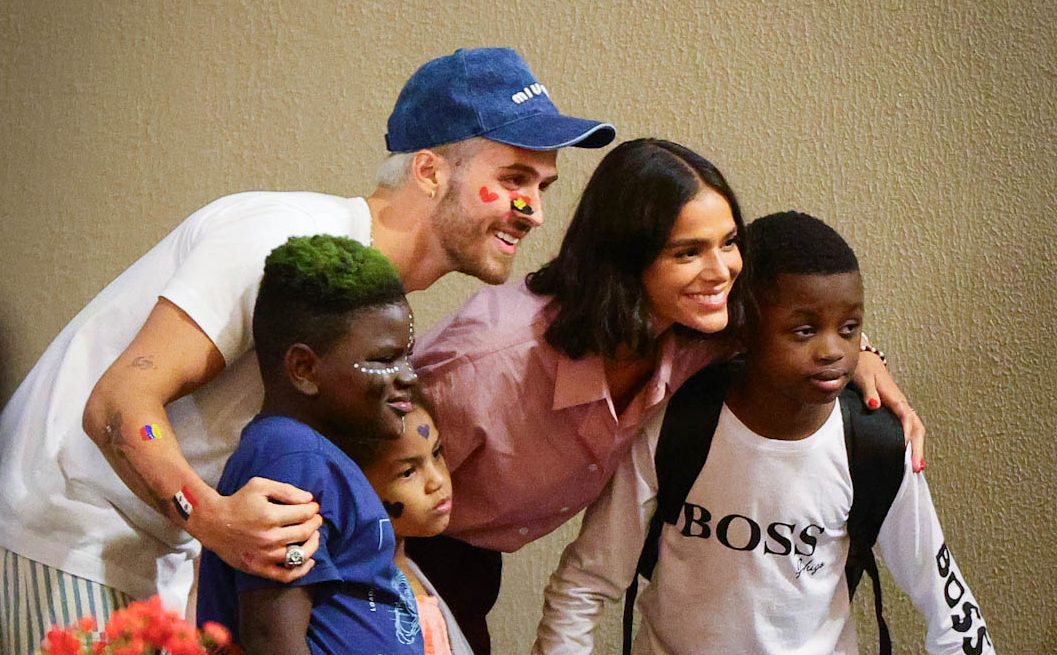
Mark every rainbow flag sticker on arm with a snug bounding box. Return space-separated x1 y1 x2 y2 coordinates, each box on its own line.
139 424 164 441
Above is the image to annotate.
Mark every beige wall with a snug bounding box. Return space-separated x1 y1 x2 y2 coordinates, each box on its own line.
2 1 1054 652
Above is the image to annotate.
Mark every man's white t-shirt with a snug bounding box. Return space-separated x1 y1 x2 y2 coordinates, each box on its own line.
0 191 372 607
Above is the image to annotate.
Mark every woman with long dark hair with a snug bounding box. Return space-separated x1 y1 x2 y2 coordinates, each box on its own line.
406 138 921 654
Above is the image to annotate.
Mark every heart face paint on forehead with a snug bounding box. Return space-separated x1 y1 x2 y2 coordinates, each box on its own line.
416 424 430 439
510 192 534 216
479 186 500 203
382 500 405 519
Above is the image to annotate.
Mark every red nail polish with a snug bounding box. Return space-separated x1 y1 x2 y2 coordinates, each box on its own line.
867 398 880 410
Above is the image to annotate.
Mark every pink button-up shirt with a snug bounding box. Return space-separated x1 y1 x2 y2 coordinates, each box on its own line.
412 281 730 552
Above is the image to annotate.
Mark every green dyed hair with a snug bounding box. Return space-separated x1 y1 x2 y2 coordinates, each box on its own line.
263 235 403 306
253 235 406 378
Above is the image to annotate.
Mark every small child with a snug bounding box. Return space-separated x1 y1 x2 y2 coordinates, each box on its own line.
361 397 473 655
196 235 423 654
534 212 994 654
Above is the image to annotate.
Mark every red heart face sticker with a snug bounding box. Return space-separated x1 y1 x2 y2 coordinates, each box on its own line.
479 186 500 203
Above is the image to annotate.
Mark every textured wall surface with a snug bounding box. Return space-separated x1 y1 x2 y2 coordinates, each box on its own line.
2 1 1054 653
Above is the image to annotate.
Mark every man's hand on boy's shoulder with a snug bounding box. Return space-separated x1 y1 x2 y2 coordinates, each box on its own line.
852 351 926 473
192 477 323 582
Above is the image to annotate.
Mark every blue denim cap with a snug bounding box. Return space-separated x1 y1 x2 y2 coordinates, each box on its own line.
385 48 616 153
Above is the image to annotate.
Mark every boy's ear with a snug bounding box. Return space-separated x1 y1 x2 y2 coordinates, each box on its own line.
285 343 320 396
409 149 449 199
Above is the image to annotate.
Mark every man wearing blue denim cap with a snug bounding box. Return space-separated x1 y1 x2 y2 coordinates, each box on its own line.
0 47 613 651
371 47 613 288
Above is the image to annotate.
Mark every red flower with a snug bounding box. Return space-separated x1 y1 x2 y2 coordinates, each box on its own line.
43 626 82 655
113 637 145 655
164 622 204 655
41 596 235 655
104 609 132 640
200 622 231 648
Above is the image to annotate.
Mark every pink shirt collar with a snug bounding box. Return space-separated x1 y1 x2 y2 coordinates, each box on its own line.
552 331 679 412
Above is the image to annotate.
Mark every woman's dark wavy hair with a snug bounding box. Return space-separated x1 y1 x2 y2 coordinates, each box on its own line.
526 138 745 359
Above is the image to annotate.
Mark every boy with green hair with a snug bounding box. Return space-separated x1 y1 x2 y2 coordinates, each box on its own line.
197 235 422 654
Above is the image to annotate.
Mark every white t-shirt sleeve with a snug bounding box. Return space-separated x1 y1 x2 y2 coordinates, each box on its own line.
533 409 665 655
876 449 996 655
160 195 322 363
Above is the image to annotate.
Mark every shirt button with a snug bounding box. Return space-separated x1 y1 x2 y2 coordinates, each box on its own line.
518 527 529 536
588 463 599 472
560 506 570 513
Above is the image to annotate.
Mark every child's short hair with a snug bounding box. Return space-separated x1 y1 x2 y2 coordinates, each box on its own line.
745 211 859 303
253 235 406 378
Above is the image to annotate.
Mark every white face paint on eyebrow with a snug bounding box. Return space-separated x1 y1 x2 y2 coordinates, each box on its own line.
352 361 403 375
352 312 417 376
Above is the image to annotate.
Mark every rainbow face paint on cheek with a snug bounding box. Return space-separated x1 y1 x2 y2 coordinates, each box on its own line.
139 424 164 441
479 186 499 203
172 486 197 521
510 193 534 216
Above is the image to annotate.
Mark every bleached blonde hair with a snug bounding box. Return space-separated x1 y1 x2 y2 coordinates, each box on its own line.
375 137 491 188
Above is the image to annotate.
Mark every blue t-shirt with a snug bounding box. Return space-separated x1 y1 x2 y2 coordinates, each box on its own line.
197 415 423 654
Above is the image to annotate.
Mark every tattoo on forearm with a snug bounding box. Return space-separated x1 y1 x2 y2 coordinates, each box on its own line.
103 410 124 444
130 355 156 370
102 410 169 515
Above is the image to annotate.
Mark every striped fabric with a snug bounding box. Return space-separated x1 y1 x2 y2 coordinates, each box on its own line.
0 547 131 655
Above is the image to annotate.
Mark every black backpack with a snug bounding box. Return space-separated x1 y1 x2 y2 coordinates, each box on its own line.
623 363 906 655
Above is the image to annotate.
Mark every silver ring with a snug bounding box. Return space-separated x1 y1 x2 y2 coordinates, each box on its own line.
284 544 306 569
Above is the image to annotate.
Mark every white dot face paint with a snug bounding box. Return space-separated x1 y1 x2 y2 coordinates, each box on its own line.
352 362 403 375
350 312 417 377
351 358 417 377
313 303 416 439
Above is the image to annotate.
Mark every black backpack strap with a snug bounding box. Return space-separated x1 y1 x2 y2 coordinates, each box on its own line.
622 363 733 655
841 385 907 655
621 575 639 655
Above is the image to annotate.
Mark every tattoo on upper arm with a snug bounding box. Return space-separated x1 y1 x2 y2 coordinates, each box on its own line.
131 355 156 370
